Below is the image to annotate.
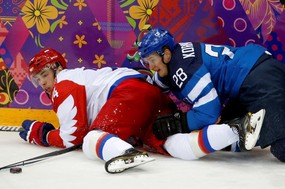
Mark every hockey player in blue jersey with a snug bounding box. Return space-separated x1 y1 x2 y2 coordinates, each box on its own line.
138 28 285 162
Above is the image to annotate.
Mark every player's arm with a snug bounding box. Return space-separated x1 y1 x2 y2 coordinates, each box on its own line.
19 80 89 148
153 67 221 139
182 70 221 131
153 84 221 139
47 80 89 148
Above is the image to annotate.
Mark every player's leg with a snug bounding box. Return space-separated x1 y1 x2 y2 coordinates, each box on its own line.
238 55 285 161
163 124 239 160
89 79 156 142
82 130 154 173
163 109 265 160
85 78 173 172
270 138 285 162
153 106 265 152
90 78 176 154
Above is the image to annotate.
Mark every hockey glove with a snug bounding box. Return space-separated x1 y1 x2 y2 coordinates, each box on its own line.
19 120 55 147
153 111 190 140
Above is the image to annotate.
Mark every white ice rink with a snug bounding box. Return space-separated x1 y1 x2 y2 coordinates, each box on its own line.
1 131 284 189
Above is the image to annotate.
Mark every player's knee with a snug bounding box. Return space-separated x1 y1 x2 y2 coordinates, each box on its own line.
82 129 133 162
82 130 105 160
164 133 205 160
270 138 285 162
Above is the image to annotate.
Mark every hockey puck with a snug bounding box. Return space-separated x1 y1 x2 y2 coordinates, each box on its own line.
10 167 22 174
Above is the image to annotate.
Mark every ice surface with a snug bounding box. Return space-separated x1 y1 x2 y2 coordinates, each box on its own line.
1 132 284 189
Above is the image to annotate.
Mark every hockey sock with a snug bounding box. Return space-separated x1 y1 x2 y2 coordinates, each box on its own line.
206 124 239 150
82 130 133 161
163 124 239 160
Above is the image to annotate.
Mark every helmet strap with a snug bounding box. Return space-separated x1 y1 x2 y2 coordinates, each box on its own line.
53 62 63 78
46 92 51 99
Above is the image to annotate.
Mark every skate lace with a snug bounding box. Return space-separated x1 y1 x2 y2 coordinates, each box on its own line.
231 126 239 135
247 112 255 134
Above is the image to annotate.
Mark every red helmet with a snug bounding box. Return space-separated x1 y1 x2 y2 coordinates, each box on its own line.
28 48 66 77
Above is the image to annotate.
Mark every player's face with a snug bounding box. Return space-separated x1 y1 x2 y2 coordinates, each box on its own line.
142 53 168 77
33 68 55 94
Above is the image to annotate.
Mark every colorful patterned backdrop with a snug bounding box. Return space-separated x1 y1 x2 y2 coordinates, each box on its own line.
0 0 284 110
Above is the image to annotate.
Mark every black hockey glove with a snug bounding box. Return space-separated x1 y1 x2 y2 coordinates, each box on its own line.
153 111 190 140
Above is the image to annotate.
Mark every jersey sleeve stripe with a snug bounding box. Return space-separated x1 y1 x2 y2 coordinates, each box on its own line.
193 88 218 108
181 71 211 103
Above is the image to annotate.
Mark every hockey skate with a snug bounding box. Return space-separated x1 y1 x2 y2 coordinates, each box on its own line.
228 109 265 151
105 148 155 174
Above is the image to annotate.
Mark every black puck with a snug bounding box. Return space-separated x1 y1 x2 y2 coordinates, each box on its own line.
10 167 22 174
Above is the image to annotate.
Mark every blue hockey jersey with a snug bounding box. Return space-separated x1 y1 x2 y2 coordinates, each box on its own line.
153 42 267 131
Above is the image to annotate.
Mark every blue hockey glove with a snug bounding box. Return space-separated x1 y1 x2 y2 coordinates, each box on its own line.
19 120 55 147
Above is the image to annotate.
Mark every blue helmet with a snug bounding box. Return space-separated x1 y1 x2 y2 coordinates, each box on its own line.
138 28 175 58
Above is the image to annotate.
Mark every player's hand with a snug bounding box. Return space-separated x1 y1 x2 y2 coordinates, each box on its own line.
19 120 55 146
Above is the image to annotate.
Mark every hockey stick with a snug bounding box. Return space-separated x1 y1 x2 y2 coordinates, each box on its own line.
0 144 82 171
0 126 24 132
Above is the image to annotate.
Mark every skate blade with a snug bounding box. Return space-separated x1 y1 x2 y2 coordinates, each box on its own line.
107 156 155 173
245 109 265 150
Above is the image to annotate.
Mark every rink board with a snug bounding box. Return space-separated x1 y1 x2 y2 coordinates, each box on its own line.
0 108 59 128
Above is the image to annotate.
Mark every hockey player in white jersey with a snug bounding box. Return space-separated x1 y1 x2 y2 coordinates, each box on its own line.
19 48 264 174
138 28 285 162
20 48 175 173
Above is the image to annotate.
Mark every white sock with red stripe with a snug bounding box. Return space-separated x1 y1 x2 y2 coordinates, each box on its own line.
164 124 238 160
82 130 133 161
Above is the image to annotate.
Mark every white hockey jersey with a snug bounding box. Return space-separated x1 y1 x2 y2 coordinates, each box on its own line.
47 67 144 148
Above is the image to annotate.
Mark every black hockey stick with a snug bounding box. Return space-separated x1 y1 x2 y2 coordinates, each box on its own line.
0 126 24 132
0 144 82 171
